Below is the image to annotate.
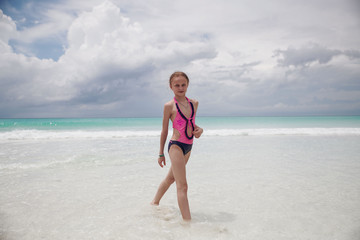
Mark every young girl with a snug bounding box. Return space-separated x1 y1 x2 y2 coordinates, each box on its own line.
151 71 203 221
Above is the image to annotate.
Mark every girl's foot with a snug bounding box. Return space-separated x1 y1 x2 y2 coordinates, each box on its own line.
150 201 159 206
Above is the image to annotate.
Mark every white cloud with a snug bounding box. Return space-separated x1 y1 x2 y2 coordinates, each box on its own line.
0 0 359 117
0 9 17 51
0 0 216 117
15 10 73 44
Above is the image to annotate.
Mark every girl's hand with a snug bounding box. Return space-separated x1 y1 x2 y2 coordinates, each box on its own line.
193 127 203 138
158 156 166 168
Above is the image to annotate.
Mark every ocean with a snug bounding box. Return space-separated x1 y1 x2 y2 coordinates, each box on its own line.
0 116 360 240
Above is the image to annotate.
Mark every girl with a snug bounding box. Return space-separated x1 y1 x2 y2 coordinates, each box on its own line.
151 71 203 221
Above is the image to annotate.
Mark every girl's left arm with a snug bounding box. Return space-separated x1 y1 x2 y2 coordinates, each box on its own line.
193 99 203 138
193 124 203 138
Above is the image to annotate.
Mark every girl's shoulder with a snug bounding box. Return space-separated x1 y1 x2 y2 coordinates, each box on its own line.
188 98 199 107
164 99 175 112
164 99 175 107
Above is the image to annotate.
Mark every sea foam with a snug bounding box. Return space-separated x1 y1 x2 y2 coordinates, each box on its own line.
205 128 360 136
0 129 160 140
1 128 359 140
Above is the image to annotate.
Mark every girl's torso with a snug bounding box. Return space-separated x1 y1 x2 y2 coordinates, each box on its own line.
170 97 196 144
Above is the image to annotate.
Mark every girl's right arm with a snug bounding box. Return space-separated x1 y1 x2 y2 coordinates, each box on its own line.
158 103 171 168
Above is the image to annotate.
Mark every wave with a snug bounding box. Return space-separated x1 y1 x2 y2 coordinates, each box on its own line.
205 128 360 136
0 129 160 140
1 128 360 140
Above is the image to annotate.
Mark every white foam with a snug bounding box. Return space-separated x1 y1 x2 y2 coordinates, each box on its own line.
0 129 160 141
1 128 360 141
204 128 360 136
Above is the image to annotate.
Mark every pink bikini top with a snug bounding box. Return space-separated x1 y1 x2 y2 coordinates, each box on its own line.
172 97 195 144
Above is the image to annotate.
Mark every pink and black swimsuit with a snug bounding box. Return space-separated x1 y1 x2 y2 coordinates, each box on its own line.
168 97 195 155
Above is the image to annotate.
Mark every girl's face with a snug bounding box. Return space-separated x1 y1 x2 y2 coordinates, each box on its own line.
170 76 188 97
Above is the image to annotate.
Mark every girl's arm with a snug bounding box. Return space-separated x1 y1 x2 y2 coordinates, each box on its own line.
158 103 171 168
192 99 203 138
193 124 203 138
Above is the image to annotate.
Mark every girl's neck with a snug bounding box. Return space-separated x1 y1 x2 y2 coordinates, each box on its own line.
174 96 187 102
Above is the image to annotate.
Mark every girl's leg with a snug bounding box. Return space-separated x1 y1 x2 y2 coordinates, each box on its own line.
151 152 191 205
151 167 175 205
169 146 191 220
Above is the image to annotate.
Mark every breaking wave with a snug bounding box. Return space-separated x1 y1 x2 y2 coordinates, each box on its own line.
1 128 360 140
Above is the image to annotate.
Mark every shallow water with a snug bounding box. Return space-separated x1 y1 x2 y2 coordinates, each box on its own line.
1 117 360 239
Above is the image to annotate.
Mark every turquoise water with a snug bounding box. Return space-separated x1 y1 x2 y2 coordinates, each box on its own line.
0 118 162 131
198 116 360 129
1 116 359 131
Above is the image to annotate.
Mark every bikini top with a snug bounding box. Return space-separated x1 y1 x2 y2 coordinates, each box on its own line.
172 97 195 144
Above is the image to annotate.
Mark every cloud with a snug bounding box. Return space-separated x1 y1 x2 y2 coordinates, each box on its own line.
274 44 343 67
185 40 360 116
0 0 359 117
343 49 360 60
0 9 17 49
0 1 216 117
263 45 360 115
58 1 216 109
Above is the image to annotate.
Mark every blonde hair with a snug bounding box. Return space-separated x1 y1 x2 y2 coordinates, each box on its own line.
169 71 189 85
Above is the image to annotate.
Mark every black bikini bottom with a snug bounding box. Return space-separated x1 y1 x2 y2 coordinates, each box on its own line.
168 140 193 155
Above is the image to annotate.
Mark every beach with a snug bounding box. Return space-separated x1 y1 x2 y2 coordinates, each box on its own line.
0 117 360 239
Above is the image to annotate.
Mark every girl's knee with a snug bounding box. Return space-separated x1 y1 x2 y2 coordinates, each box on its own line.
165 176 175 185
176 182 188 192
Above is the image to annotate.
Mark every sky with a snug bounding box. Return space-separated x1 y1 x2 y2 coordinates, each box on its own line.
0 0 359 118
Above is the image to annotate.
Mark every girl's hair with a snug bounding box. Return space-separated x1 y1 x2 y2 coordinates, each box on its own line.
169 71 189 85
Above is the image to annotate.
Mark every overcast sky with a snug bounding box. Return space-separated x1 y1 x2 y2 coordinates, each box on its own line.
0 0 359 118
